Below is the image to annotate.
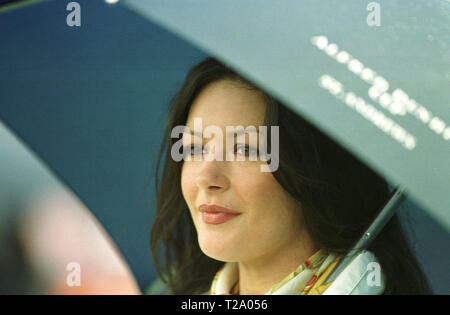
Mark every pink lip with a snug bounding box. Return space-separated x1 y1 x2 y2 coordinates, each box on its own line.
198 204 242 225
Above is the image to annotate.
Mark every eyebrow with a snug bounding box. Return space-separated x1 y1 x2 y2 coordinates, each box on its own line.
186 128 259 138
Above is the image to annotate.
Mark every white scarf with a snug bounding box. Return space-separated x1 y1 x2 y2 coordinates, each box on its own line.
210 250 339 295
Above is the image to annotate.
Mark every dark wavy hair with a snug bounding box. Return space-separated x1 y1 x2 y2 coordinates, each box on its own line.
151 57 432 294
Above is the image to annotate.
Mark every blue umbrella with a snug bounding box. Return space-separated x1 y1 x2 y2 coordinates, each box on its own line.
126 0 450 227
1 0 449 293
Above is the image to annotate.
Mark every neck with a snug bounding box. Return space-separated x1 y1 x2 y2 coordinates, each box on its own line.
237 232 318 295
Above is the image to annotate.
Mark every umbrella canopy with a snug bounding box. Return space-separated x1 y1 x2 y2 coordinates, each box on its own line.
1 0 449 293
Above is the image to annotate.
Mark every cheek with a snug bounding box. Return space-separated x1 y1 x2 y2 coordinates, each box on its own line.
237 171 282 206
181 164 196 205
238 171 301 228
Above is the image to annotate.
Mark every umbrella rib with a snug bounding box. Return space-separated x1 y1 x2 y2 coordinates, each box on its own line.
323 185 407 285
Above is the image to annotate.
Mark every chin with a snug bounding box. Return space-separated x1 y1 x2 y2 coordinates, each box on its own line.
197 232 241 262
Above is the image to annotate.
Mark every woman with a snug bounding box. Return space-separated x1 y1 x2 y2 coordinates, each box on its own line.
151 57 432 295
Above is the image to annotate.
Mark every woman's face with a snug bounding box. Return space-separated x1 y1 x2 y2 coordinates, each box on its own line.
181 79 309 263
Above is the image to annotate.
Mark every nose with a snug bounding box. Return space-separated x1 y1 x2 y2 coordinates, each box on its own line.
195 147 230 192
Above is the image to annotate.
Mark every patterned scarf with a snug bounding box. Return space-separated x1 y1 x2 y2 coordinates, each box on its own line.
210 249 341 295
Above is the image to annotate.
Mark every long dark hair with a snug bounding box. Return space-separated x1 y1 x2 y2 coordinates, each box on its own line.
151 57 432 294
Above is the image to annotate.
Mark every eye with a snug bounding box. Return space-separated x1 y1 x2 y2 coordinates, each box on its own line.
184 144 206 156
234 144 257 156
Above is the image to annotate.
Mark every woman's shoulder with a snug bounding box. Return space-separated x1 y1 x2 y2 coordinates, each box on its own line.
322 250 385 295
145 250 384 295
